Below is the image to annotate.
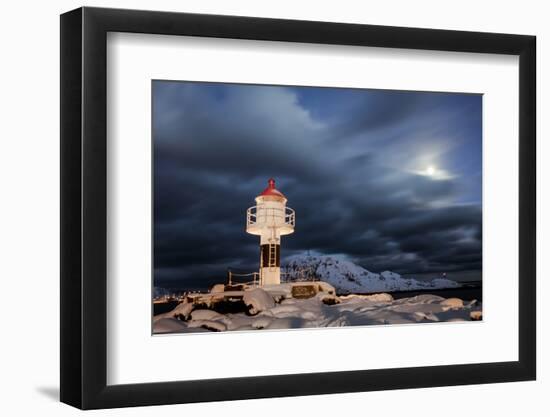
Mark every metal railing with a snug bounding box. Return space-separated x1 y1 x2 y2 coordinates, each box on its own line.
246 206 295 228
227 270 260 287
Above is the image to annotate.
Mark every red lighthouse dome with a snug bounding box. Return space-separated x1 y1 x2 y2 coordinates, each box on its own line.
257 178 286 199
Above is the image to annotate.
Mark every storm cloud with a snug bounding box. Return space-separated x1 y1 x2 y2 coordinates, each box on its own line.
153 81 482 290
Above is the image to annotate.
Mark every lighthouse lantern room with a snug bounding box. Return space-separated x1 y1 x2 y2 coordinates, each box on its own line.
246 178 295 286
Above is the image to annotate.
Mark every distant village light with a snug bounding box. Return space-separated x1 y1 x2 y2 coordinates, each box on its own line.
246 178 295 285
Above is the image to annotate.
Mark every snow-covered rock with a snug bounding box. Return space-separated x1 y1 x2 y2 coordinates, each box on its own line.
243 288 276 315
190 309 223 321
159 301 193 320
283 254 460 294
470 310 482 321
441 298 464 309
340 293 394 303
187 320 227 332
210 284 225 294
153 318 188 333
154 292 482 334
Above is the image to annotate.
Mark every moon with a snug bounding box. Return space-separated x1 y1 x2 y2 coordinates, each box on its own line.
426 165 436 176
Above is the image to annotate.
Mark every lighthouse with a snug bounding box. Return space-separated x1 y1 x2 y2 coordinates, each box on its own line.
246 178 295 286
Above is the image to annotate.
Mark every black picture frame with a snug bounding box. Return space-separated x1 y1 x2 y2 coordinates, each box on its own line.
60 6 536 410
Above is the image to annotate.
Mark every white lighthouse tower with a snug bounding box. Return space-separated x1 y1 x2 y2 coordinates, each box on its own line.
246 178 295 286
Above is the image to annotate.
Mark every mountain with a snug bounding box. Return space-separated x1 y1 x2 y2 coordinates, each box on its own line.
282 254 460 294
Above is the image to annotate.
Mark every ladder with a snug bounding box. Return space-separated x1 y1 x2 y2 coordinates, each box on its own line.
268 243 277 267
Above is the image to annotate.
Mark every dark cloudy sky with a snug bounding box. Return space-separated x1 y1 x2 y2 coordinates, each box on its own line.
153 80 482 290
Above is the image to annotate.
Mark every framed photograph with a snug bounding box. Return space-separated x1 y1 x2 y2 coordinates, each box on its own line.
60 6 536 409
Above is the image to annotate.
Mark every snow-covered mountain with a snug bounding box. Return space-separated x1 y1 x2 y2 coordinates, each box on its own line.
282 254 460 294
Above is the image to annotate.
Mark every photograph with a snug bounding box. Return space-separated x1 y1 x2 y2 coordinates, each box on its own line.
152 80 483 334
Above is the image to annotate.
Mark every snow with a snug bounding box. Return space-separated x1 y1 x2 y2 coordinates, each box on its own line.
340 292 394 303
470 310 483 321
153 318 189 333
154 301 194 322
190 309 223 321
282 254 461 294
154 289 482 334
210 284 225 294
440 298 464 309
187 320 227 332
243 288 276 315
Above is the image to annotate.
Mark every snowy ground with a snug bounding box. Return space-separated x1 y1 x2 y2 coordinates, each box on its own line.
153 289 482 334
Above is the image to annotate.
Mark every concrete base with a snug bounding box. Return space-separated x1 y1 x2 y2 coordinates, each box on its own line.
261 267 281 285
